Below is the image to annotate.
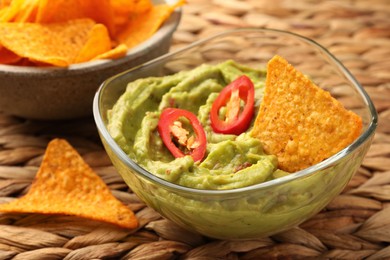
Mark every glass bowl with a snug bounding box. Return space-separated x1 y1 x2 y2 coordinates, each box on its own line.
93 28 378 240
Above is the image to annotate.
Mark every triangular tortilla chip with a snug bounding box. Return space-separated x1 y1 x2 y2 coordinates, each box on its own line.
111 0 152 33
12 0 39 22
36 0 115 35
116 0 184 49
251 55 363 173
0 0 22 22
74 23 112 63
92 43 128 61
0 19 96 66
0 139 138 229
0 45 21 64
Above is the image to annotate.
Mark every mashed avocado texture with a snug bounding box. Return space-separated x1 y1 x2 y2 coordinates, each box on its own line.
108 60 288 190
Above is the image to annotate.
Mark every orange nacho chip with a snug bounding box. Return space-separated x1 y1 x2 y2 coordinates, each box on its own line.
0 19 99 66
36 0 115 35
0 0 21 22
251 55 363 173
74 23 112 63
111 0 152 33
0 138 138 229
92 43 128 61
0 45 21 64
12 0 39 22
116 0 184 49
0 0 39 22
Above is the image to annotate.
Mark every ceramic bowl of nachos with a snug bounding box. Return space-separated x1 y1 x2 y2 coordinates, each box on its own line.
94 28 378 239
0 0 182 120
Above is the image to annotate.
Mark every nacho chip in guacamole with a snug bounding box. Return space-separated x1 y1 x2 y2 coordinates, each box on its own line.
251 55 363 173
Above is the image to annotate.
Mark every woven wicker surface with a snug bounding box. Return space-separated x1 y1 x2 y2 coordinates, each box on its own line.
1 0 390 259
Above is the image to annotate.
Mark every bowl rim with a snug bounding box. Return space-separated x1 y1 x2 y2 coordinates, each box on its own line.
0 6 182 75
93 27 379 196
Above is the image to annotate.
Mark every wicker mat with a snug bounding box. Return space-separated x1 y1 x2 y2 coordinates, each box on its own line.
1 0 390 259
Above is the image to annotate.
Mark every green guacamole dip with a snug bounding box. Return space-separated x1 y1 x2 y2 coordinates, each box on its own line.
105 60 360 239
108 60 288 190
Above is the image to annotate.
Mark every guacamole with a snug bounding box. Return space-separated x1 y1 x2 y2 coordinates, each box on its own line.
108 60 288 190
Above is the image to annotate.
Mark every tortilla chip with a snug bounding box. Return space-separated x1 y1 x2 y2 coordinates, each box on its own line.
251 55 363 173
0 0 38 22
74 23 112 63
0 0 21 22
0 139 138 229
0 0 12 8
116 0 184 49
110 0 148 32
36 0 82 23
93 43 128 60
12 0 39 22
0 19 96 66
0 46 22 64
36 0 114 35
78 0 115 36
132 0 153 13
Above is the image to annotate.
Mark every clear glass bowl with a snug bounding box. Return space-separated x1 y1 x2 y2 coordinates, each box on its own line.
93 28 378 240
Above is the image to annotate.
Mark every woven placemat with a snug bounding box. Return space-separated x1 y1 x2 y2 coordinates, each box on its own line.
1 0 390 259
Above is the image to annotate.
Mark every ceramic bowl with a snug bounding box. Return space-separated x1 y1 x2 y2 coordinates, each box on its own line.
0 6 181 120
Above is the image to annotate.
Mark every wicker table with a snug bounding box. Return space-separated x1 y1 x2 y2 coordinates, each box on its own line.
1 0 389 259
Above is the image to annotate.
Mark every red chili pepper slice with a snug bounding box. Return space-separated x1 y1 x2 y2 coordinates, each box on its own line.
210 75 255 135
158 108 207 162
